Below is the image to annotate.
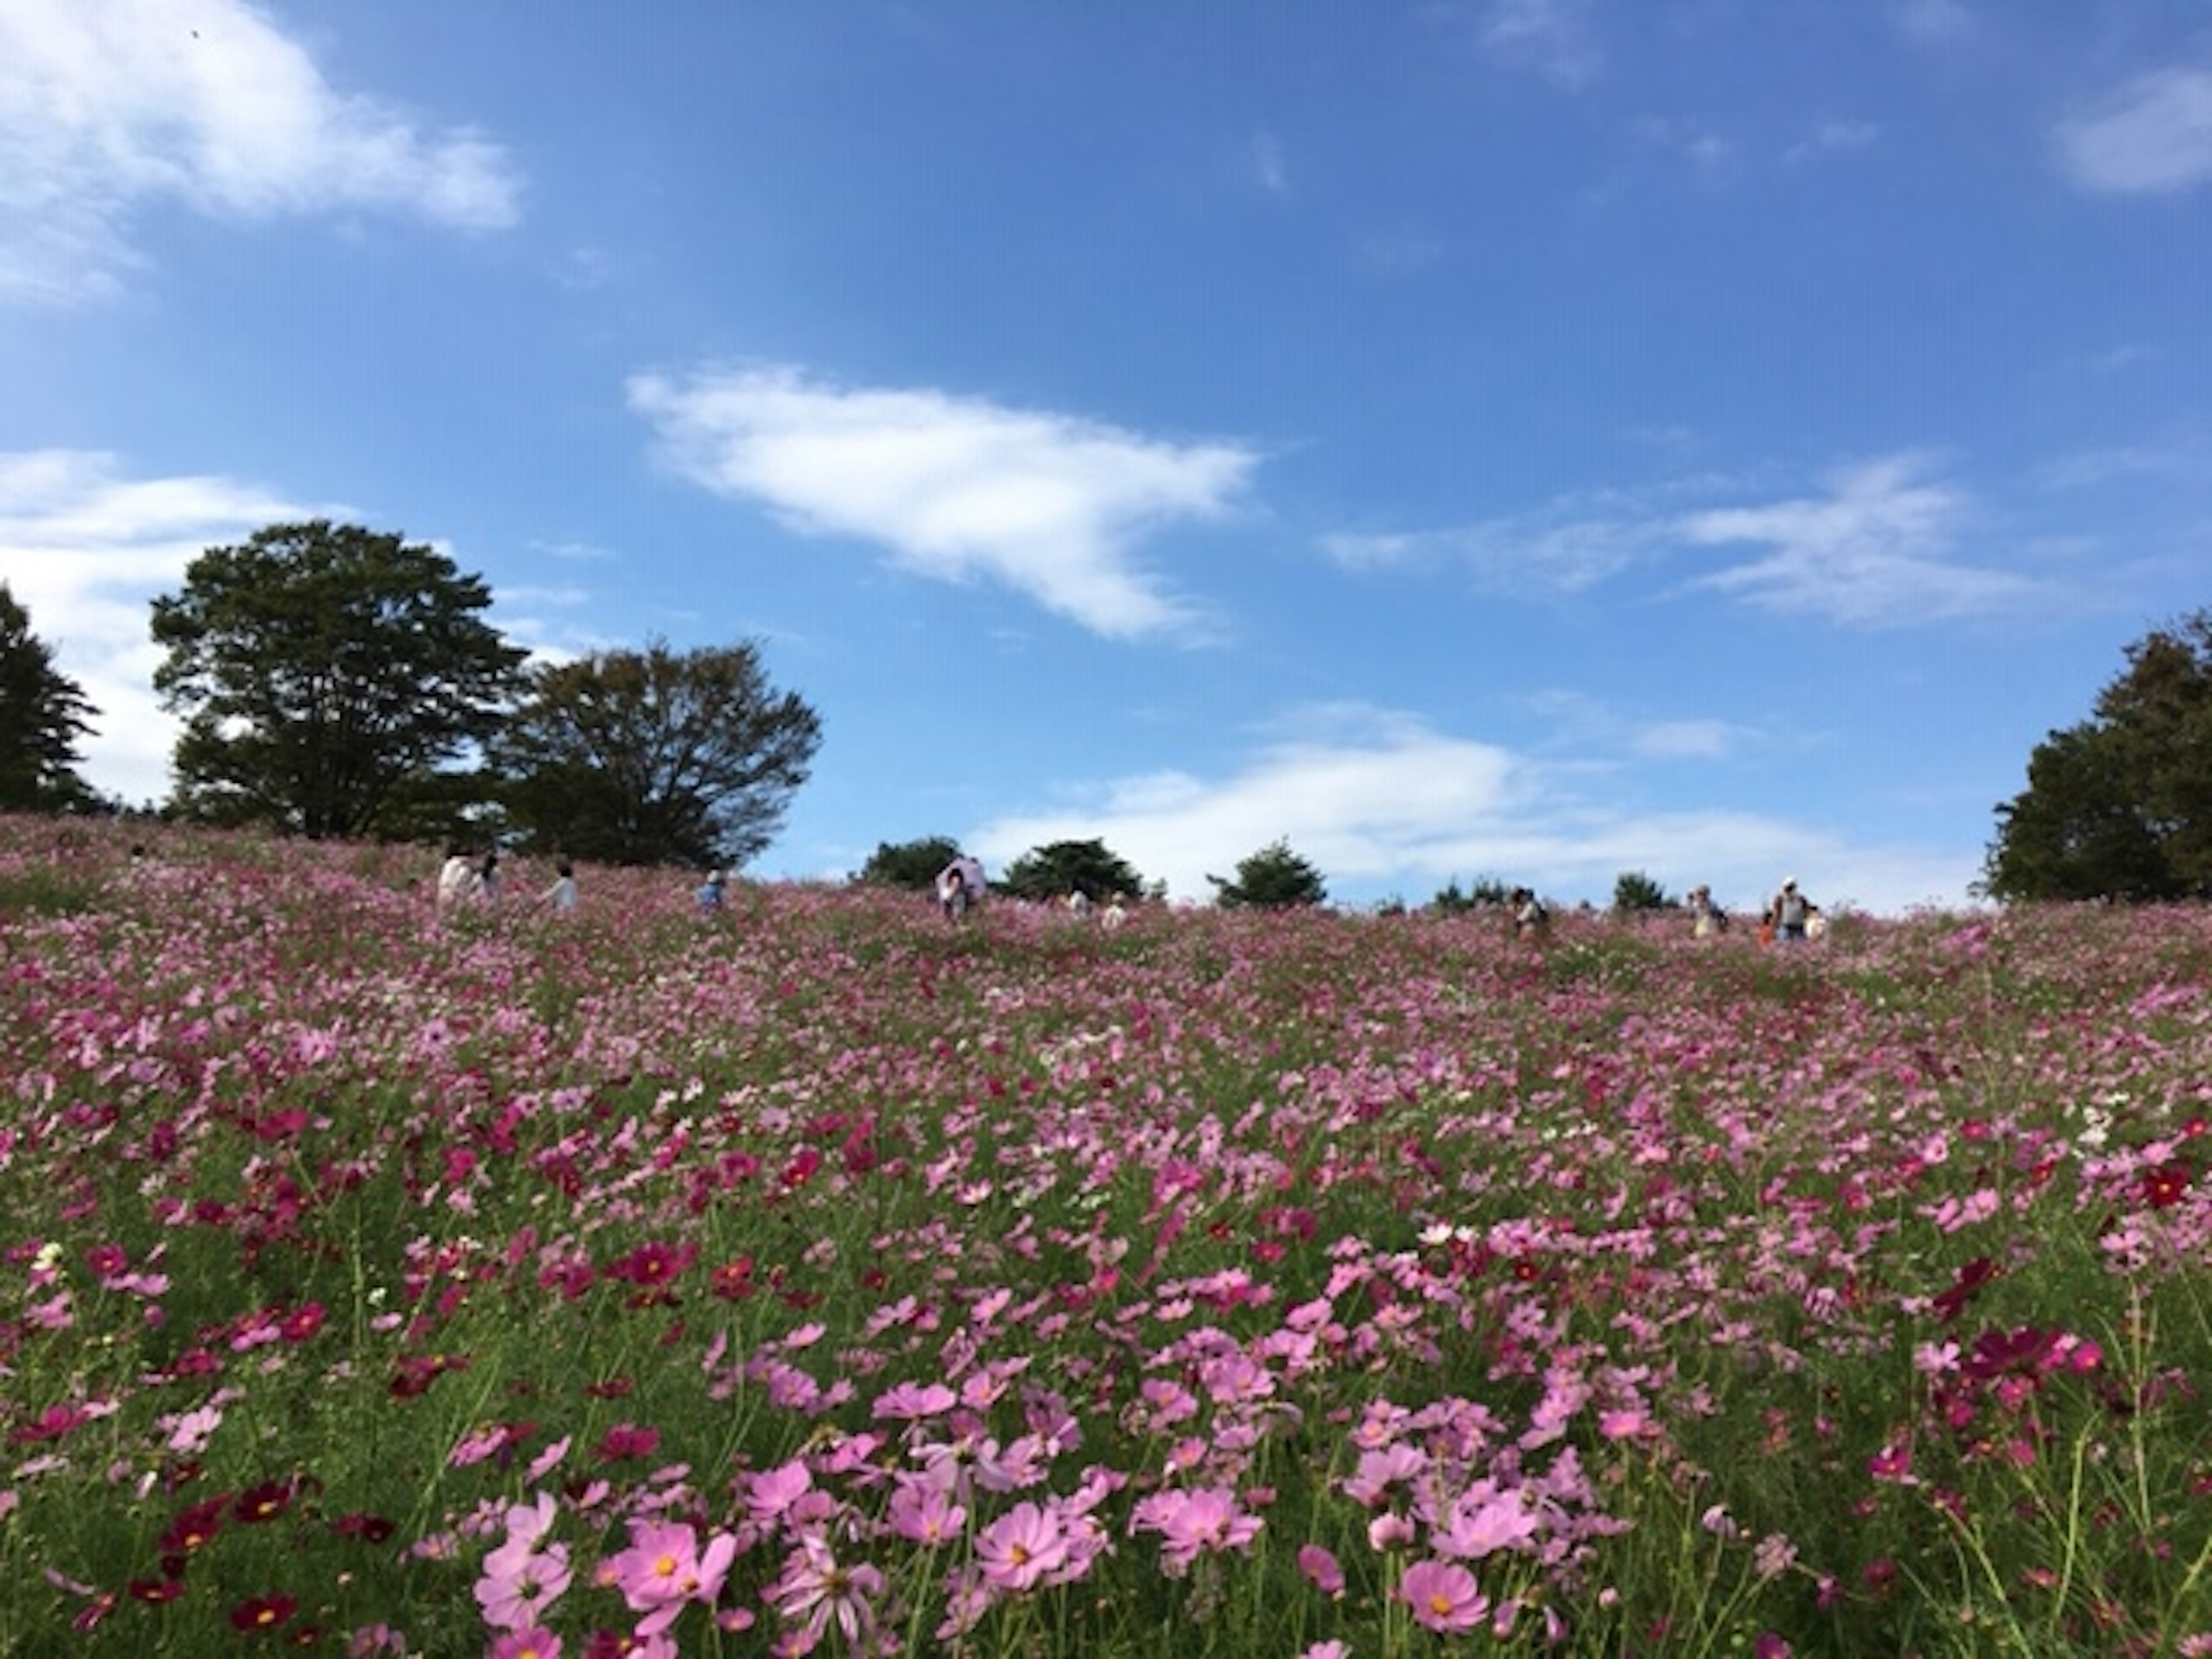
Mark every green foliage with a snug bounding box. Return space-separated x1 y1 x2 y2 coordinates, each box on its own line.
493 638 821 869
0 583 98 813
855 835 964 890
1208 837 1328 908
150 522 526 839
1431 875 1510 912
1000 836 1147 902
1986 608 2212 900
1612 869 1674 912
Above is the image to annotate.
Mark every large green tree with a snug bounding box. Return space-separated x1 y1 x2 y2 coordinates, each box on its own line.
1209 838 1328 908
151 523 525 838
1000 838 1146 903
1984 609 2212 901
494 638 821 869
0 583 98 812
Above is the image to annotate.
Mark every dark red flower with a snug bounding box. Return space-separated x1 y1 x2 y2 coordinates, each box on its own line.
234 1479 297 1524
128 1578 185 1603
160 1495 229 1556
592 1422 660 1462
228 1592 297 1633
331 1511 395 1544
2139 1158 2192 1210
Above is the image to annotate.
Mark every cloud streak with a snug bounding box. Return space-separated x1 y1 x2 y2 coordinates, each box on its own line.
1325 456 2059 627
630 365 1260 639
0 0 522 304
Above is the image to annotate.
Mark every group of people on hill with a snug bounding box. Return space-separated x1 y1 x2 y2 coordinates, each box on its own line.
437 845 575 920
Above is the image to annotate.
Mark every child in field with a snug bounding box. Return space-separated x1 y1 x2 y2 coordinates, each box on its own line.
437 846 482 918
696 870 727 915
541 859 578 914
1511 887 1550 942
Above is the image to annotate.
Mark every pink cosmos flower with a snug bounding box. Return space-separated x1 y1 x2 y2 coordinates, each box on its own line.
1399 1558 1488 1634
596 1519 736 1638
975 1500 1068 1592
1132 1486 1262 1574
772 1535 887 1649
475 1539 572 1632
1435 1491 1540 1560
885 1479 966 1546
488 1628 561 1659
1297 1542 1345 1597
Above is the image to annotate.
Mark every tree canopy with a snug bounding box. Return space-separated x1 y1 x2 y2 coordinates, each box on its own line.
1209 839 1328 908
0 583 98 812
1984 609 2212 902
1000 838 1146 903
856 836 964 891
494 638 821 869
1612 870 1673 912
150 522 525 839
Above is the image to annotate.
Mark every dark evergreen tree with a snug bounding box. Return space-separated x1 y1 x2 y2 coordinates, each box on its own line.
0 583 99 812
1001 838 1146 903
1209 839 1328 908
1985 609 2212 900
857 836 964 890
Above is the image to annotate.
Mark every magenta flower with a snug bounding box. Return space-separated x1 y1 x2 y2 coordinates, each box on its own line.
488 1629 562 1659
976 1500 1069 1592
1297 1542 1346 1597
1435 1492 1540 1560
1399 1558 1489 1634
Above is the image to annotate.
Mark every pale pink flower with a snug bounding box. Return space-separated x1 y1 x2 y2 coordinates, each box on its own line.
772 1535 886 1648
885 1479 965 1546
1400 1557 1489 1634
975 1500 1067 1592
1132 1486 1262 1573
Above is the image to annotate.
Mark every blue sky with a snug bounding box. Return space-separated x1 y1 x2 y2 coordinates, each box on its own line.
3 0 2208 911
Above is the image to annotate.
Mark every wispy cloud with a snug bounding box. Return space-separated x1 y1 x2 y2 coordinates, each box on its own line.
0 450 315 804
2057 67 2212 195
1676 454 2052 624
1892 0 1975 47
1249 129 1289 196
0 0 522 304
2039 435 2212 491
629 365 1261 640
1320 490 1668 596
1478 0 1601 88
1785 120 1880 164
1327 455 2061 626
965 703 1972 911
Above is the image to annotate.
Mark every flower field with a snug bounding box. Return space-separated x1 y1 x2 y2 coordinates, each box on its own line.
2 817 2209 1657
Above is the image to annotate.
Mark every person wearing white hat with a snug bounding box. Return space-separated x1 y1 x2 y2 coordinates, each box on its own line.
1771 877 1813 943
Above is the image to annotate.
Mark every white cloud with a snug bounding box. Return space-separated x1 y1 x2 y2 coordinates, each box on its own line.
964 703 1975 912
1478 0 1600 88
1674 455 2056 624
2058 68 2212 195
629 365 1260 639
0 450 313 804
0 0 521 304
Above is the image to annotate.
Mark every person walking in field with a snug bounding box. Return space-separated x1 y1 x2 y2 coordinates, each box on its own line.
1510 887 1550 942
1689 885 1728 938
1771 878 1815 944
696 870 728 915
437 845 483 918
937 855 986 920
